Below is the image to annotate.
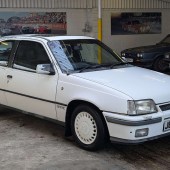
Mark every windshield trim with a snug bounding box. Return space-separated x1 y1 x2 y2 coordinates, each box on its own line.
48 39 125 74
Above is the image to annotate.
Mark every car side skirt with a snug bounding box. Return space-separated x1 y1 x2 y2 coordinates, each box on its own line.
0 104 65 127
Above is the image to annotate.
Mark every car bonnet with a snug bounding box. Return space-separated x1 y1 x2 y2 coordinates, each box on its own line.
72 67 170 104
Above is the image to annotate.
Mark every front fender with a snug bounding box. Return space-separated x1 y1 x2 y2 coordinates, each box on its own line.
56 75 132 115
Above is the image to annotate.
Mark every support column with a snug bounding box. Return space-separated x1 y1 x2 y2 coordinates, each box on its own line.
98 0 102 41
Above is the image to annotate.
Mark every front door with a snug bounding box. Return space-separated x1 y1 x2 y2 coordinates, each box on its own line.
5 40 58 119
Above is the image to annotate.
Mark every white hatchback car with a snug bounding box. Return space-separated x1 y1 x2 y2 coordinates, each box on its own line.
0 35 170 150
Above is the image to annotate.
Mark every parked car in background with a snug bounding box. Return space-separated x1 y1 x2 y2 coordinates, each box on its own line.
121 34 170 72
164 52 170 68
0 35 170 151
22 26 35 34
0 28 12 36
122 20 150 34
34 25 51 34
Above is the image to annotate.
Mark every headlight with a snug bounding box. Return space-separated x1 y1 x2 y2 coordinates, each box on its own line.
121 53 125 57
127 99 157 115
137 53 143 58
165 54 170 59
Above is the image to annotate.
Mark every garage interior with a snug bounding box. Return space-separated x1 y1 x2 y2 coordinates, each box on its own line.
0 1 170 170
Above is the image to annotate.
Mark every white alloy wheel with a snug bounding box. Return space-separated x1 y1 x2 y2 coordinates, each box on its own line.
74 111 97 145
71 104 107 150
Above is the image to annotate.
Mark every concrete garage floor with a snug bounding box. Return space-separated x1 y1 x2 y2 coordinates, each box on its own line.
0 110 170 170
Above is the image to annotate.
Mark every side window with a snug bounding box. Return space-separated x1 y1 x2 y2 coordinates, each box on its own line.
13 41 51 72
0 41 13 66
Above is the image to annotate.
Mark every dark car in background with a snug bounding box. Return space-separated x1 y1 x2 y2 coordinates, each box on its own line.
22 26 35 34
164 52 170 68
121 34 170 72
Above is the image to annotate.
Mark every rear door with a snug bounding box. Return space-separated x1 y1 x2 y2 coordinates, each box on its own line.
0 40 15 106
5 40 58 119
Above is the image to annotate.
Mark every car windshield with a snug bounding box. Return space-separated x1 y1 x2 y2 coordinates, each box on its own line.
159 35 170 44
48 39 126 73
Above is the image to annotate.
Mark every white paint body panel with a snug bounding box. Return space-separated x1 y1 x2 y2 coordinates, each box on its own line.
0 67 8 105
103 110 170 141
56 73 131 122
5 68 58 119
71 67 170 104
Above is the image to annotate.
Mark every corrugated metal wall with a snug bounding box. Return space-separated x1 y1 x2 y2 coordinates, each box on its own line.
0 0 170 9
99 0 170 9
0 0 93 9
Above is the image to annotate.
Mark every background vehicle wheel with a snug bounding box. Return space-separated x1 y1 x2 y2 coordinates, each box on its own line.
153 57 168 72
71 104 107 151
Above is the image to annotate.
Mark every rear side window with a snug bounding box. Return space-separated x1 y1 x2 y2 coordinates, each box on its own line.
0 41 13 67
13 41 51 72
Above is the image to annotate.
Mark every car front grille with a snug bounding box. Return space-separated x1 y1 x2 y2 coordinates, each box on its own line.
159 104 170 111
125 53 136 58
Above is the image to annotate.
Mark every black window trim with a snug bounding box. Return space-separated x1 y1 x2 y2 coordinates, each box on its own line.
8 40 20 68
12 40 53 73
0 40 17 68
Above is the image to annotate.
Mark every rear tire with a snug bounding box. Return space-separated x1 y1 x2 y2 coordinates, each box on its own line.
71 104 107 151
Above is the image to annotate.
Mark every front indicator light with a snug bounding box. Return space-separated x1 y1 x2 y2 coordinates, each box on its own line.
135 128 149 138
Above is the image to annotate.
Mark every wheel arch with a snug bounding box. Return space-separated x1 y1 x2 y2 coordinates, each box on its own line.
152 53 168 71
151 53 163 65
153 53 164 62
65 99 109 139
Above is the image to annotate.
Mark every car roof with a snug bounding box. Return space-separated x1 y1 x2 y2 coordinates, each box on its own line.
0 34 95 41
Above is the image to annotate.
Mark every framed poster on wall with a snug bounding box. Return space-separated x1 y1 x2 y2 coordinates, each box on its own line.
0 12 67 36
111 12 161 35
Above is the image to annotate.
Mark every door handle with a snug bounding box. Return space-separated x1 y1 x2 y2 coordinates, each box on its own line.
7 75 13 79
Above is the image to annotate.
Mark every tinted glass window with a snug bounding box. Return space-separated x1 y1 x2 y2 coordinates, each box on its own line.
14 41 51 72
0 41 13 66
48 39 123 73
161 36 170 44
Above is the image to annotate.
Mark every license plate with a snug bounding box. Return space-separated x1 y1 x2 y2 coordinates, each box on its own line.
125 58 133 63
163 119 170 132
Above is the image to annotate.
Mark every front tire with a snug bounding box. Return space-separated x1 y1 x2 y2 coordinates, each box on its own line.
71 104 107 151
153 57 168 72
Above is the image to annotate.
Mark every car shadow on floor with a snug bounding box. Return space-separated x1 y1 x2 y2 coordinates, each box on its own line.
0 109 170 170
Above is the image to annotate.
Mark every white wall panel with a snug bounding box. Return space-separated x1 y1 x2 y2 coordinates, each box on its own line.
102 8 170 54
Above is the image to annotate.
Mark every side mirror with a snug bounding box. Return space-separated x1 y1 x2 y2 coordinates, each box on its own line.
36 64 55 75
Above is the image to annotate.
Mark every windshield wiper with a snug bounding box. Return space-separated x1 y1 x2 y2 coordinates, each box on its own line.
78 64 108 73
110 62 128 68
78 63 128 73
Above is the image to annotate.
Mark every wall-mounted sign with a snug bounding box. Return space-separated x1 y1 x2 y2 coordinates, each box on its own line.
111 12 161 35
0 12 67 36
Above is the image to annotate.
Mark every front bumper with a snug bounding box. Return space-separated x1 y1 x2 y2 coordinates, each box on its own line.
110 132 170 144
103 110 170 144
122 55 154 68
